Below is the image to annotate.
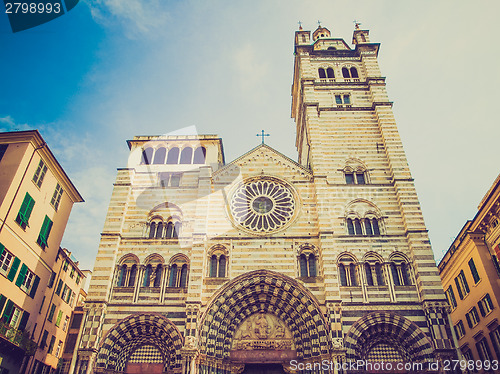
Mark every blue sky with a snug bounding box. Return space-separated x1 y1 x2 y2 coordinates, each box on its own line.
1 0 499 270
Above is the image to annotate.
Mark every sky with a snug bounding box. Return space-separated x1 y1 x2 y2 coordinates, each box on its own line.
0 0 499 270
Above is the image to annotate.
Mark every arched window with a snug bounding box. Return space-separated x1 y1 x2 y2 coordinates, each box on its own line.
347 219 355 235
153 147 166 164
168 264 178 287
143 264 152 287
299 254 308 277
342 67 350 78
153 265 162 287
298 251 317 277
148 222 157 239
193 147 206 164
360 34 366 42
208 247 229 278
155 223 163 239
346 217 381 236
354 219 363 236
326 67 335 78
117 265 127 287
344 170 366 184
318 68 326 78
218 255 226 277
128 265 137 287
350 67 359 78
165 222 174 239
390 257 411 286
166 147 179 164
364 258 385 286
179 265 188 287
210 255 217 277
180 147 193 164
338 257 358 286
174 222 181 238
141 147 153 165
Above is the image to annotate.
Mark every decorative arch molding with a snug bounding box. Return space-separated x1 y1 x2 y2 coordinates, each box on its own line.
95 313 183 373
199 270 329 360
148 202 183 220
345 199 382 219
118 253 140 266
169 253 189 265
144 253 165 265
344 312 435 363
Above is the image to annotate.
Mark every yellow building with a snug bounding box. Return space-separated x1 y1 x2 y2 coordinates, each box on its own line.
439 174 500 373
28 248 90 374
0 130 83 373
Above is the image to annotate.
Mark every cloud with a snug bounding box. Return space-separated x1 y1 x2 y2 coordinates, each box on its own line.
232 44 269 91
0 116 33 132
86 0 171 37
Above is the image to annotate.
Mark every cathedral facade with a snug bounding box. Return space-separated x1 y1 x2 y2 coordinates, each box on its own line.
76 25 457 374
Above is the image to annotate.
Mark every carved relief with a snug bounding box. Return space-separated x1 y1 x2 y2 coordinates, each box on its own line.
231 312 295 351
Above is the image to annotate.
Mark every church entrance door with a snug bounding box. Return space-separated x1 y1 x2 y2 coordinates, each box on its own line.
242 364 285 374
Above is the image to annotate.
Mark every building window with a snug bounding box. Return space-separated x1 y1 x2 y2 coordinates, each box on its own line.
37 216 53 249
63 261 68 272
0 246 14 276
180 147 193 164
32 159 48 188
63 315 69 331
465 306 480 328
318 68 326 78
50 184 63 211
454 320 465 340
48 304 56 322
326 67 335 78
390 261 411 286
468 258 480 284
338 258 358 286
143 264 153 287
454 270 470 299
76 274 81 285
148 218 181 239
490 326 500 359
48 271 56 288
48 336 56 354
476 338 493 362
478 293 494 316
346 218 380 236
167 260 189 287
342 66 359 79
117 265 127 287
70 267 75 279
159 172 182 188
16 265 35 293
153 265 163 287
345 171 366 184
128 265 137 287
364 262 384 286
335 94 351 105
166 147 179 164
16 192 35 229
55 340 63 358
0 144 8 163
209 254 227 278
141 147 153 164
153 147 166 164
298 252 317 277
445 286 457 309
40 330 48 349
193 147 206 164
55 280 63 295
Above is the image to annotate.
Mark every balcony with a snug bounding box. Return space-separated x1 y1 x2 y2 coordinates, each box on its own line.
0 320 37 356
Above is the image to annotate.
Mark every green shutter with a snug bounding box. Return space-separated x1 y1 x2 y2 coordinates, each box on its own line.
55 311 62 326
15 263 28 287
18 193 35 225
0 295 6 315
0 243 4 257
38 216 53 247
2 300 13 323
29 275 40 298
55 280 63 295
7 257 20 282
18 311 30 331
25 195 35 221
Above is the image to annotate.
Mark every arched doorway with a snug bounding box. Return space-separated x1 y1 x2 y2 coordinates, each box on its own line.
95 313 183 373
198 270 330 372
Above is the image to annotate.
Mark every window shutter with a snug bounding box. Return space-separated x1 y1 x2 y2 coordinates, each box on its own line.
26 195 35 220
0 243 4 257
461 270 470 293
48 272 56 288
55 280 63 295
478 300 486 317
38 216 53 246
0 295 6 314
30 275 40 298
15 263 28 287
454 277 464 299
466 313 472 328
7 257 20 282
18 311 30 331
2 300 13 323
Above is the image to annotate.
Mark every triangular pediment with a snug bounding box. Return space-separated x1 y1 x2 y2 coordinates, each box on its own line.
213 144 312 184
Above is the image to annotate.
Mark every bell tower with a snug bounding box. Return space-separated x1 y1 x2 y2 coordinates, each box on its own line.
291 23 459 365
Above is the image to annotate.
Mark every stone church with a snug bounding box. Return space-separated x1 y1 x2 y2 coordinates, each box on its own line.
75 24 457 374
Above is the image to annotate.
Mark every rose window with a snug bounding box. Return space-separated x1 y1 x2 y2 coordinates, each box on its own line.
230 179 295 233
